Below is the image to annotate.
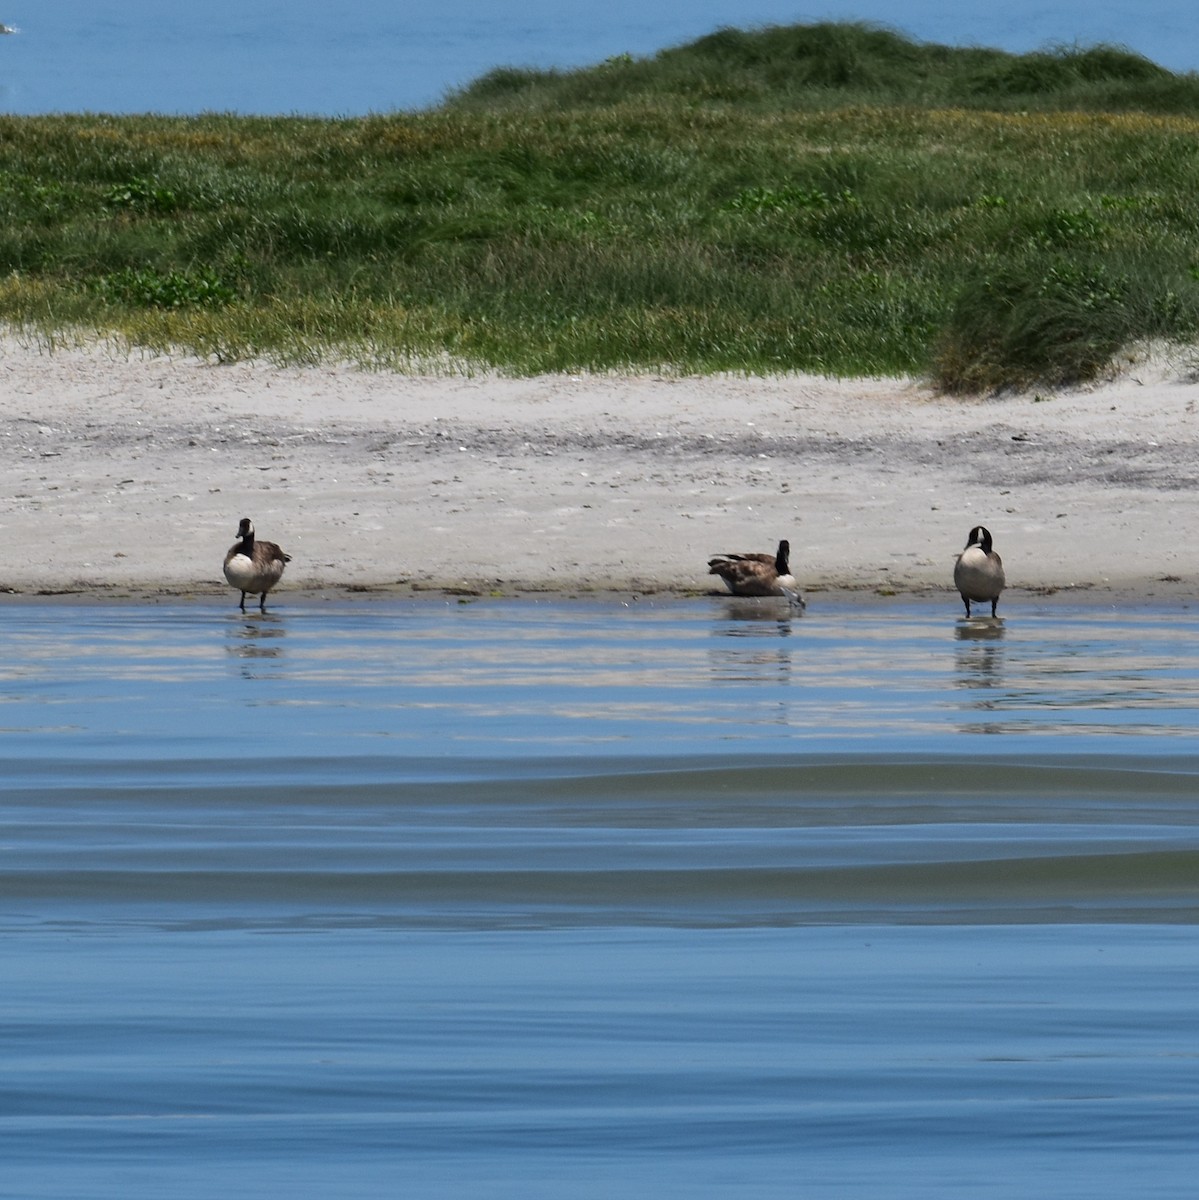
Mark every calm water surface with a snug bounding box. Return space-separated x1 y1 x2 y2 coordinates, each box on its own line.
2 597 1198 1197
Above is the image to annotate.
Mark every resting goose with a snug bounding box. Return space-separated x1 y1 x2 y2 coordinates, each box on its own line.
223 517 291 612
708 539 804 608
953 525 1005 617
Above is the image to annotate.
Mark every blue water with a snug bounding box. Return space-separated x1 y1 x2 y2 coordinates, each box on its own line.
0 0 1195 116
3 597 1199 1197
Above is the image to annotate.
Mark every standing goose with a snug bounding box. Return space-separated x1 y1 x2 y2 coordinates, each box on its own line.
953 525 1005 617
707 539 804 608
223 517 291 612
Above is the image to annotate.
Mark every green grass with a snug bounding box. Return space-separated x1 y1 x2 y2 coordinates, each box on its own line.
4 22 1199 389
450 21 1199 116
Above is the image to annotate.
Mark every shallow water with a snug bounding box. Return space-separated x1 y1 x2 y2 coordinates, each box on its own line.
3 597 1199 1197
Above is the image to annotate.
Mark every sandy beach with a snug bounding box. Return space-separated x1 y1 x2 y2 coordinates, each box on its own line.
2 336 1197 604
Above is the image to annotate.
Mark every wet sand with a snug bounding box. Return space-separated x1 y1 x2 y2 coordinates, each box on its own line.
2 337 1197 605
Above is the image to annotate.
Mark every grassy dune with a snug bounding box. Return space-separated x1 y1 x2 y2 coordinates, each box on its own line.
4 22 1199 390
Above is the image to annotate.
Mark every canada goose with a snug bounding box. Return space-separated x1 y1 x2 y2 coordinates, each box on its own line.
708 539 804 608
953 525 1005 617
223 517 291 612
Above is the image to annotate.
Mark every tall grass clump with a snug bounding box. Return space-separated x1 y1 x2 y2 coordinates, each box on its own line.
448 22 1199 115
933 257 1199 392
5 25 1199 387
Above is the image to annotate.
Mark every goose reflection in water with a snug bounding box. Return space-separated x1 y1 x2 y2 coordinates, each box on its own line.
708 601 797 687
717 599 798 634
954 614 1006 693
225 612 288 678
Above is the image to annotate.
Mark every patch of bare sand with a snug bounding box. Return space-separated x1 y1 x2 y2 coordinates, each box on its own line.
2 338 1197 604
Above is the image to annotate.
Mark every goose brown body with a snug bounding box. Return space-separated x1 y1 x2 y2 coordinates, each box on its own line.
223 517 291 612
707 539 803 606
953 525 1005 617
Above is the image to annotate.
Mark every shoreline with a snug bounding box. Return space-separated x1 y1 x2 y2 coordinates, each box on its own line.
2 337 1197 604
0 579 1186 619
